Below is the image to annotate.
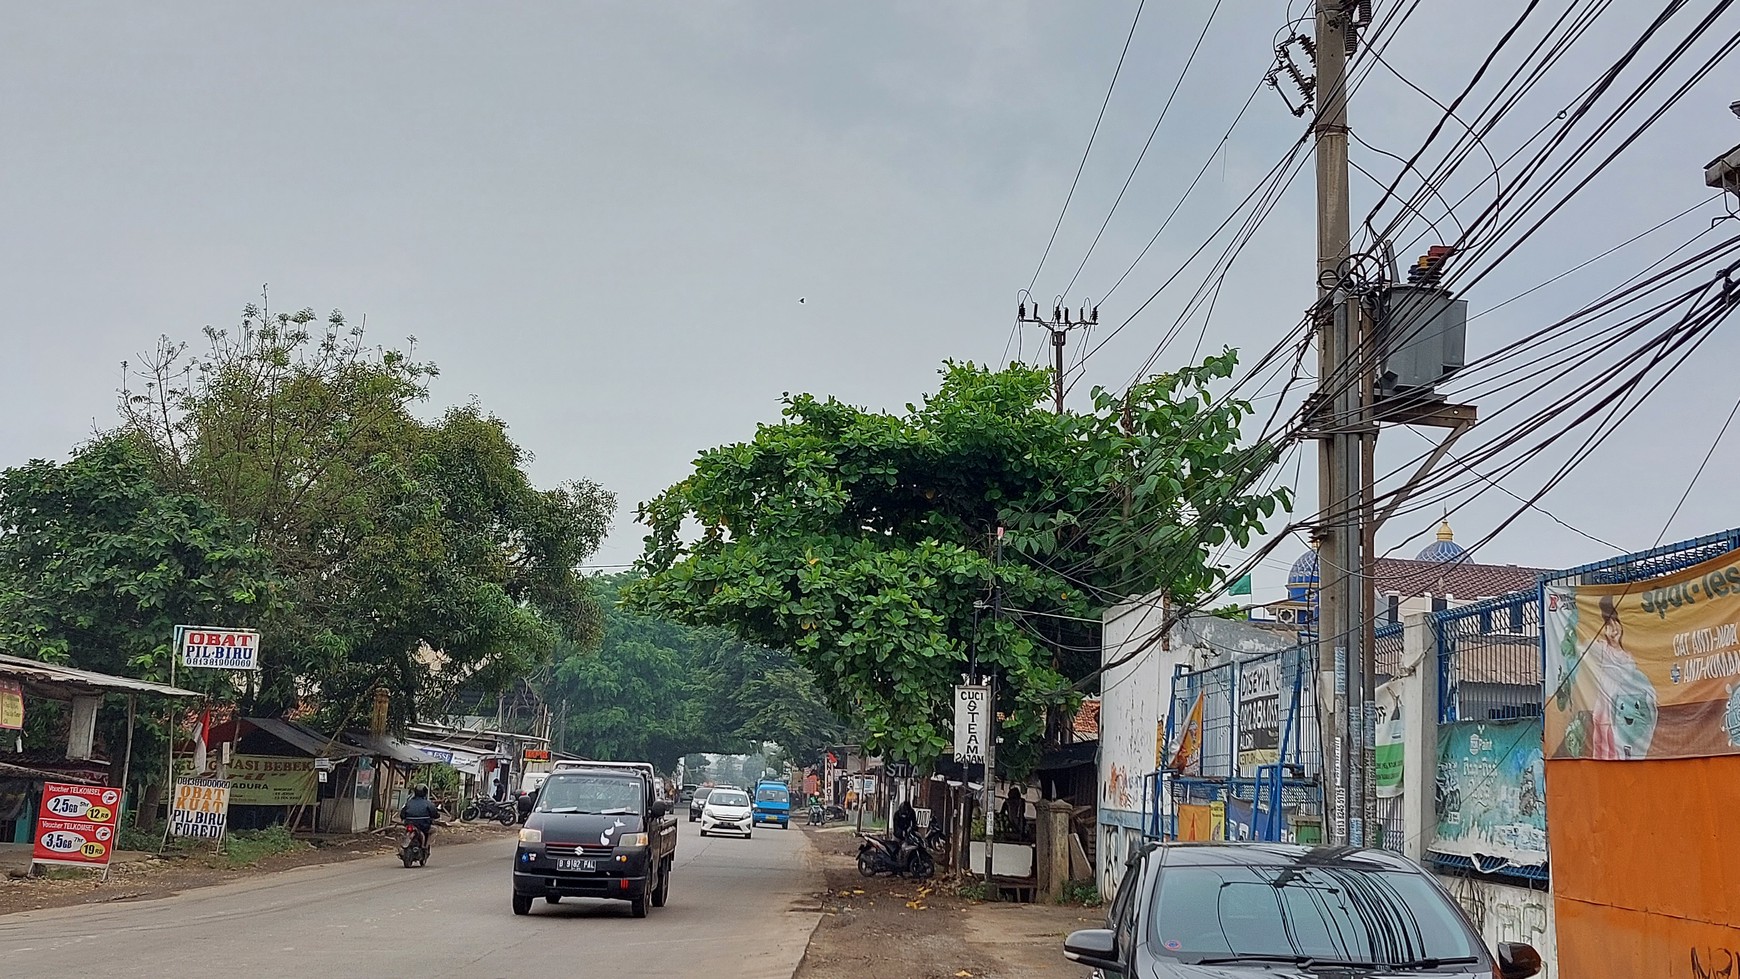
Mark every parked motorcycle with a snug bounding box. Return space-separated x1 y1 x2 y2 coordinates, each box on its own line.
399 823 430 868
921 822 948 856
459 796 518 826
856 831 934 879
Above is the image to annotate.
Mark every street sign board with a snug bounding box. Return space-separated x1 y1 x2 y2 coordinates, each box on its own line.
176 626 261 670
32 782 122 868
170 778 231 840
953 684 989 763
885 762 916 779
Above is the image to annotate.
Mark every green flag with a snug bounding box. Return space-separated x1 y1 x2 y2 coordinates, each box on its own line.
1228 573 1253 596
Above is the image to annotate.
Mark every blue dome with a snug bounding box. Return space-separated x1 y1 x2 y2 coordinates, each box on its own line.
1417 540 1468 562
1417 518 1467 562
1286 548 1319 602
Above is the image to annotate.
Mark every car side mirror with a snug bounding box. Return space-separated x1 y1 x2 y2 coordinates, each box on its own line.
1063 929 1123 974
1496 942 1543 979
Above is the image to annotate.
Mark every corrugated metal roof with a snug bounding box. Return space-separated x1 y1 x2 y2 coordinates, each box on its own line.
0 653 201 698
341 731 436 765
0 760 103 784
243 717 362 759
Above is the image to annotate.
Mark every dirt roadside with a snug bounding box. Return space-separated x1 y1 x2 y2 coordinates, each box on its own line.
795 827 1101 979
0 818 516 917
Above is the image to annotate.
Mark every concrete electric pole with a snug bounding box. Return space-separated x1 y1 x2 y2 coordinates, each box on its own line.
1017 300 1098 413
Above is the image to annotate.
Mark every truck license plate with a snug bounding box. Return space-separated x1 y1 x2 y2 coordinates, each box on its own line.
557 858 596 872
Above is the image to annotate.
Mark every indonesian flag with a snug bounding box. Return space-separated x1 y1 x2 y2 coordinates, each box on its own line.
191 707 209 773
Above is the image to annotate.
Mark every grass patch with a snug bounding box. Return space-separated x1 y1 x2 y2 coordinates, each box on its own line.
957 880 991 901
212 825 306 868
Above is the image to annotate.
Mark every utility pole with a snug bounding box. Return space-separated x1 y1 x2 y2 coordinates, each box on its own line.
984 526 1004 894
1310 0 1360 849
1016 300 1098 412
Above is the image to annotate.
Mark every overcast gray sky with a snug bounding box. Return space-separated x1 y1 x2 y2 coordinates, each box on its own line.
3 2 1734 596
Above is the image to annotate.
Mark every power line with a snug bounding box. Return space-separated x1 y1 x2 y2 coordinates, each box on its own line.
1024 0 1147 297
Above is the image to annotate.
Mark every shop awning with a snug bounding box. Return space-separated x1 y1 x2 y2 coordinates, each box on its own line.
0 653 200 700
341 731 437 766
243 717 362 759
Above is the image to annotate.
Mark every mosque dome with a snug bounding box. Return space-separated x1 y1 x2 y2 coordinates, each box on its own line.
1286 546 1319 601
1416 518 1468 563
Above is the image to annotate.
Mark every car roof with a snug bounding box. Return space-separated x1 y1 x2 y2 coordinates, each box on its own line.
1153 842 1422 873
544 767 647 781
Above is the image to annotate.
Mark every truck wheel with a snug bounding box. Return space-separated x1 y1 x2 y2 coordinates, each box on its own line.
512 894 533 916
630 895 648 918
652 860 670 907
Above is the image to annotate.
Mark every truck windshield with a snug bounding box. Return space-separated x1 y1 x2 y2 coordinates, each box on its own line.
756 787 789 804
1147 862 1482 966
535 776 643 815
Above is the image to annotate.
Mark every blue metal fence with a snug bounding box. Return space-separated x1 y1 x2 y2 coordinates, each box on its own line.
1434 589 1543 724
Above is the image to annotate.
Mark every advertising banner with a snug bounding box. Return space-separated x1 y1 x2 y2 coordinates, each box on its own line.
1375 680 1404 798
953 684 988 763
175 625 260 670
0 679 22 730
1170 692 1204 773
1236 657 1281 772
228 754 317 806
169 778 231 839
1545 549 1740 760
32 782 122 868
1431 718 1546 867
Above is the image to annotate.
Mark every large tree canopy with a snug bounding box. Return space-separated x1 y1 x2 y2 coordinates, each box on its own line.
540 574 845 772
632 357 1289 770
114 305 614 728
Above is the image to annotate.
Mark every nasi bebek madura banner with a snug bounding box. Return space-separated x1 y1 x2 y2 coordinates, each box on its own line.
1545 549 1740 760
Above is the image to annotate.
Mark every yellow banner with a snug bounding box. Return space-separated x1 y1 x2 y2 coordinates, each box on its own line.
0 680 21 730
1545 549 1740 760
227 754 317 806
1170 693 1205 772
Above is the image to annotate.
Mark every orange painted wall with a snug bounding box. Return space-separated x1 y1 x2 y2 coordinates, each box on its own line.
1548 757 1740 977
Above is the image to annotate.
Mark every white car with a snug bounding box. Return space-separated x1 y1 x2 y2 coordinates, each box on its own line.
699 788 754 838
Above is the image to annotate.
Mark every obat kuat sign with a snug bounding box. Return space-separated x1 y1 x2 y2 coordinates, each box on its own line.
170 778 231 840
33 782 123 868
953 684 988 763
176 625 260 670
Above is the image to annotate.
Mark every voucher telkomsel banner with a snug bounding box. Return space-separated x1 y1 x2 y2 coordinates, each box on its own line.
1545 549 1740 760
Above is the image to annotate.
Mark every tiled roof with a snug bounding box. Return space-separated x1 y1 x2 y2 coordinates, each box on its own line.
1372 557 1545 600
1073 698 1100 738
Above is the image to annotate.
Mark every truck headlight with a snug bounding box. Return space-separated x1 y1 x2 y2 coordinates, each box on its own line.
619 833 650 847
518 828 542 844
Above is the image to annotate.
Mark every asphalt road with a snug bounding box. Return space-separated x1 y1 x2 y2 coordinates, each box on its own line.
0 817 821 979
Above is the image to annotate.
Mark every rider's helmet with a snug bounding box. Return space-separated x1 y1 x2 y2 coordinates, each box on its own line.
413 784 430 798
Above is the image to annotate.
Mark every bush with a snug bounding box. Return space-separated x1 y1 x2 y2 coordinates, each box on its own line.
1059 879 1102 907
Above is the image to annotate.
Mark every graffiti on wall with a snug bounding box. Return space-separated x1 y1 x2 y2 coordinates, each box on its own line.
1444 875 1556 979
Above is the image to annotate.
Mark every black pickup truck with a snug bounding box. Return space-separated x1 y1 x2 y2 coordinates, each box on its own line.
511 766 679 918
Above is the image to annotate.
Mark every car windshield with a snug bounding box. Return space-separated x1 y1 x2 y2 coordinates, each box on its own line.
694 788 713 801
534 775 644 815
756 786 788 803
710 790 749 807
1147 861 1483 966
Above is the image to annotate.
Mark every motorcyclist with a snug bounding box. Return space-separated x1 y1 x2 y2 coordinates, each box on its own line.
401 785 441 848
892 800 919 872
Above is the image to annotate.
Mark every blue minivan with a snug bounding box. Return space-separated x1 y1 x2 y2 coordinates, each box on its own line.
752 780 791 828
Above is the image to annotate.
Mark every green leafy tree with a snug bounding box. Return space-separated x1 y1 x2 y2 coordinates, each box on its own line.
0 436 278 791
632 357 1288 770
543 574 842 771
117 305 613 727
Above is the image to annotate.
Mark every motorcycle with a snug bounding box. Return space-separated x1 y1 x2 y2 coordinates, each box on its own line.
856 830 934 879
921 822 949 856
399 823 430 868
459 796 518 826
